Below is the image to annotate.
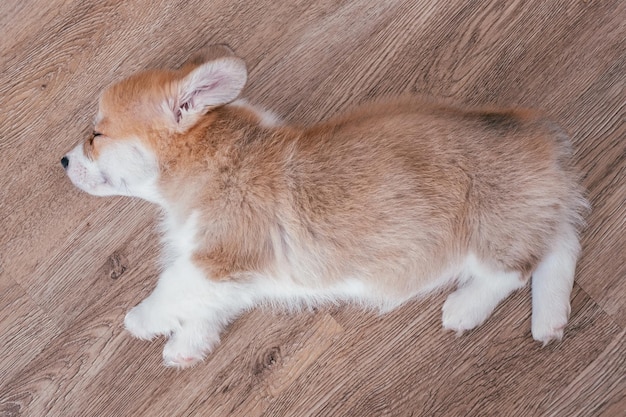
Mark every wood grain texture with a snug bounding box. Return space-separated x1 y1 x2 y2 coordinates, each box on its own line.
0 275 58 393
544 329 626 417
270 286 620 417
0 0 624 416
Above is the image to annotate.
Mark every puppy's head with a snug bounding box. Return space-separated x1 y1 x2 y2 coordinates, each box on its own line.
62 45 247 203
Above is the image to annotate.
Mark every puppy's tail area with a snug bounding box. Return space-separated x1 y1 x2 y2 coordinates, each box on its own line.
531 125 589 344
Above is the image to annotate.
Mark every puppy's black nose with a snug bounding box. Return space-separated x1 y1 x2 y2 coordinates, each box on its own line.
61 156 69 169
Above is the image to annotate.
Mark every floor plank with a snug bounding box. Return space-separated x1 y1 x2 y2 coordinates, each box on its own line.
13 199 159 329
264 286 621 417
543 328 626 417
0 274 58 396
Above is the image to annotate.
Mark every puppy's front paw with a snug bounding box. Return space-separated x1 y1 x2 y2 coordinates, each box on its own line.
162 322 221 369
124 302 179 340
162 341 205 369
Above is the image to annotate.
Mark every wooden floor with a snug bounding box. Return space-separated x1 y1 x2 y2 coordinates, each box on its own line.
1 1 624 416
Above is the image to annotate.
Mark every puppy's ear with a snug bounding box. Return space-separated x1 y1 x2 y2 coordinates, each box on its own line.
173 56 247 123
180 44 236 73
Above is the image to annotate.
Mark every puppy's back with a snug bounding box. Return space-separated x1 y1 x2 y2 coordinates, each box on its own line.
283 98 584 292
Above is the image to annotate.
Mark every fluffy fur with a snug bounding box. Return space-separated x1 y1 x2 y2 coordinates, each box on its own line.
62 45 588 368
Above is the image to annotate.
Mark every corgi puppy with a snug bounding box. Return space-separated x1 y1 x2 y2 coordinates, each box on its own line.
62 45 588 368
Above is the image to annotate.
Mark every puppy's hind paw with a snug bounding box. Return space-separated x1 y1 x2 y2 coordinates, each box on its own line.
531 321 566 346
531 306 569 346
441 290 490 334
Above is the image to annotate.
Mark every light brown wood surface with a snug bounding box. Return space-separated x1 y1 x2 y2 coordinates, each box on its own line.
1 1 624 416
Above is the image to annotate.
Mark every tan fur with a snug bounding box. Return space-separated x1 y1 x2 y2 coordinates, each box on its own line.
60 47 589 364
92 63 585 301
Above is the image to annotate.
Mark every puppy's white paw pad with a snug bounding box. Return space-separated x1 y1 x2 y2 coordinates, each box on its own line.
124 308 156 340
441 292 490 333
163 352 203 369
124 304 178 340
532 321 566 346
162 338 207 369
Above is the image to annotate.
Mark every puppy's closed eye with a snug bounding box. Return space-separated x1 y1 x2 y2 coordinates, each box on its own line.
84 132 103 159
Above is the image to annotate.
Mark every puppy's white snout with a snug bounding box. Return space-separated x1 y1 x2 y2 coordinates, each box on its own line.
61 156 69 169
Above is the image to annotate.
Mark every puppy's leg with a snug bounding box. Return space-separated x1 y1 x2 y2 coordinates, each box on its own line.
124 258 254 366
442 256 526 334
161 277 252 368
531 224 580 344
123 289 181 340
123 259 199 340
162 317 232 368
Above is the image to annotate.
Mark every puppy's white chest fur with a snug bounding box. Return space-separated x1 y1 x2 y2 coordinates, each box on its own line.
161 210 201 261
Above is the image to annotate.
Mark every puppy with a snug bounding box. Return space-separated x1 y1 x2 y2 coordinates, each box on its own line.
62 45 588 368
